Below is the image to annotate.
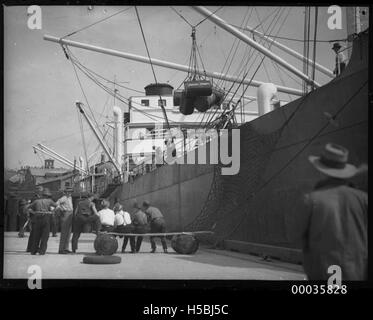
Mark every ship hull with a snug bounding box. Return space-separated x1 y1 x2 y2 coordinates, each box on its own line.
108 30 368 259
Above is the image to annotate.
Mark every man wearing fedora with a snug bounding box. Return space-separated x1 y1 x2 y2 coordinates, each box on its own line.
27 188 58 255
297 143 367 280
56 187 74 254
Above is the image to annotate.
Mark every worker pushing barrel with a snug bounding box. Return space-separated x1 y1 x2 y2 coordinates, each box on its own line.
142 200 168 253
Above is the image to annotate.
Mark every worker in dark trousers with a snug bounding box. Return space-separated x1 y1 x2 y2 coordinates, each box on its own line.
142 201 168 253
131 201 149 253
55 187 74 254
49 206 58 237
18 199 30 238
113 203 136 253
71 192 101 253
28 188 58 255
26 188 43 252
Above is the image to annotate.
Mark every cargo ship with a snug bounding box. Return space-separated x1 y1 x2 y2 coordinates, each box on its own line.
40 7 368 262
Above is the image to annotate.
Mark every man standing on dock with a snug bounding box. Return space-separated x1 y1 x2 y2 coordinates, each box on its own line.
297 143 367 280
27 188 58 255
56 187 74 254
142 201 168 253
71 192 101 253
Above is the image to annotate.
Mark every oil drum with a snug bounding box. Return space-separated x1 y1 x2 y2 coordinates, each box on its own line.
179 91 195 115
184 80 213 98
171 234 199 254
173 89 183 106
194 88 225 112
94 233 118 255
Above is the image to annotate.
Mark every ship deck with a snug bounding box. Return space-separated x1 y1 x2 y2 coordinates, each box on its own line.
3 232 305 280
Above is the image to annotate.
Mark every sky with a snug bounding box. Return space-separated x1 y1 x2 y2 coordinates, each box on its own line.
4 5 352 170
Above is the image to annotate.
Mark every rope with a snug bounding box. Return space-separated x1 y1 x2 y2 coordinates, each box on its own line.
254 7 294 101
233 24 349 43
194 6 224 28
135 7 158 83
67 50 174 123
135 6 171 130
61 7 133 39
170 6 193 28
215 7 287 128
68 52 108 141
203 7 259 128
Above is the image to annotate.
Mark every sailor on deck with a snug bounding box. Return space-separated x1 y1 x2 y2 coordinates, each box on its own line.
142 201 168 253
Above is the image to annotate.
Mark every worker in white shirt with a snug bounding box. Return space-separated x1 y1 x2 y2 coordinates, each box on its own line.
97 199 115 232
113 203 136 253
56 187 74 254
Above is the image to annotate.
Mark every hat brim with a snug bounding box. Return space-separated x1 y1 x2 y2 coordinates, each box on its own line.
308 156 357 179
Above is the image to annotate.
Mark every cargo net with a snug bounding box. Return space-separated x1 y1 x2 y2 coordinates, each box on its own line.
184 124 283 246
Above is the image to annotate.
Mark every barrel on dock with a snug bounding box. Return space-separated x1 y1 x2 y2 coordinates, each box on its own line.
94 233 118 255
171 234 199 254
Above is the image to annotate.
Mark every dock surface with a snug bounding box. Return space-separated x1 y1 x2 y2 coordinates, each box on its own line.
3 232 305 280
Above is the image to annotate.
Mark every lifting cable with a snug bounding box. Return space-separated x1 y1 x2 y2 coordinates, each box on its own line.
202 7 259 128
72 58 172 123
216 7 254 89
61 6 133 40
67 48 144 95
233 25 349 43
63 47 114 169
206 7 285 129
66 49 172 123
209 7 284 127
217 6 289 128
66 48 106 137
254 7 294 102
135 6 171 132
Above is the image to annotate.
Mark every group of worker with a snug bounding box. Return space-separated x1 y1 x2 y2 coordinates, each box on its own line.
19 188 168 255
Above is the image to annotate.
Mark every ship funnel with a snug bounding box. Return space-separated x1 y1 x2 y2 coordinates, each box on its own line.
257 83 278 116
113 106 123 170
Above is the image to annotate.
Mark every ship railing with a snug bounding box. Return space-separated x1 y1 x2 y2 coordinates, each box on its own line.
128 136 211 181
